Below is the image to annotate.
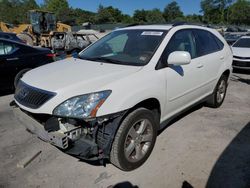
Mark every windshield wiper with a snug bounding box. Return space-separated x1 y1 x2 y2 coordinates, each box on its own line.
81 56 124 65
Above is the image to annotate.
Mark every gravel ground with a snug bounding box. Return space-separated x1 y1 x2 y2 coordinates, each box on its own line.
0 71 249 188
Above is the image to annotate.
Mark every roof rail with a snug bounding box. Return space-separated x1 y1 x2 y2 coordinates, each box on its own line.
171 21 188 27
171 21 205 27
124 23 141 28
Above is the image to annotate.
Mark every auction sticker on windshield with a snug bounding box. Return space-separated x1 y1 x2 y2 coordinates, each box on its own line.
141 31 163 36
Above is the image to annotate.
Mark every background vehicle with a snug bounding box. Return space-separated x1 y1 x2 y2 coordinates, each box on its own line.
0 32 25 43
51 31 99 53
231 36 250 70
0 38 54 91
13 24 232 171
0 10 71 47
224 33 243 45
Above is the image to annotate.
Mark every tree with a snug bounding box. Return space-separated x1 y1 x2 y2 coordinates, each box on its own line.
95 5 131 24
0 0 35 24
146 9 165 23
228 0 250 25
185 14 203 23
133 9 147 23
95 5 114 23
70 8 95 25
200 0 234 24
43 0 69 20
163 1 184 22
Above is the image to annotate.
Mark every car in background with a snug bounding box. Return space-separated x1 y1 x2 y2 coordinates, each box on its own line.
51 31 99 54
231 36 250 70
224 33 243 45
0 32 24 43
0 38 54 91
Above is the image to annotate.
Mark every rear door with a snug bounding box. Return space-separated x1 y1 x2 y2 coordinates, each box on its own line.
192 29 225 94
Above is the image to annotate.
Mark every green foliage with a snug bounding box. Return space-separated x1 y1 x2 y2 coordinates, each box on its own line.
95 5 129 23
0 0 250 27
0 0 39 24
185 14 203 23
146 9 165 23
163 1 184 22
133 9 147 23
228 0 250 25
200 0 234 24
133 9 165 23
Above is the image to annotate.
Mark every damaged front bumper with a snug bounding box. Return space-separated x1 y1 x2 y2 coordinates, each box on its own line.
12 104 125 161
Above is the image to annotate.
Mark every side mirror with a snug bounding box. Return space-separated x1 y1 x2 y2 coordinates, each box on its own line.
167 51 191 66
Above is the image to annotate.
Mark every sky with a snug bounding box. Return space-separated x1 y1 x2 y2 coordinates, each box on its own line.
36 0 202 16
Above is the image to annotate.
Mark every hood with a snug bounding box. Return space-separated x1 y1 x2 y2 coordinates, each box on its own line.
232 47 250 58
22 58 142 94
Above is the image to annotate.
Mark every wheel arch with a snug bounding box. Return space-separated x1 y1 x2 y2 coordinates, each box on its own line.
124 98 161 128
222 69 230 82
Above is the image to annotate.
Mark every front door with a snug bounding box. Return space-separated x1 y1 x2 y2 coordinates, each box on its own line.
160 29 206 120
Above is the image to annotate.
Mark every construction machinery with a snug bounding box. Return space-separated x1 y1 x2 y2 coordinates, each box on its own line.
0 10 71 47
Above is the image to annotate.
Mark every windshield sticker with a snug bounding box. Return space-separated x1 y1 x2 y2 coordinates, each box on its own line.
141 31 163 36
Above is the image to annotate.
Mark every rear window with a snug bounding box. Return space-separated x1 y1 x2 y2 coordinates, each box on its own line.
233 38 250 48
0 42 17 55
194 29 224 57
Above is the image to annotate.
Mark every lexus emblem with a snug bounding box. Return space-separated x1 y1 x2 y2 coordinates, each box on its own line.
19 88 29 99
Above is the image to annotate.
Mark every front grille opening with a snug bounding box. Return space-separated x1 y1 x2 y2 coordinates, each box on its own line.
14 81 56 109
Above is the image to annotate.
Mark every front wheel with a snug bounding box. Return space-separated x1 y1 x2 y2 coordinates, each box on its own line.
206 74 228 108
110 108 158 171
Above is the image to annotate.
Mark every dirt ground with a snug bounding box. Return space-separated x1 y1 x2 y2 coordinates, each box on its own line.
0 71 249 188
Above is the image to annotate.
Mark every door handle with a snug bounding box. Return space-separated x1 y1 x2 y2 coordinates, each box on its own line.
220 56 224 60
6 57 19 61
197 63 203 68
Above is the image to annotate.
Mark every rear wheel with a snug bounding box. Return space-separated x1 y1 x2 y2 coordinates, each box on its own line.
110 108 157 171
206 74 228 108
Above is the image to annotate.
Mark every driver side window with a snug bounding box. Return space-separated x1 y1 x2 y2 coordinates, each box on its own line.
158 29 197 69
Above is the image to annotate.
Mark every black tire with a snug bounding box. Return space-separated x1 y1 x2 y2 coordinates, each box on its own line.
206 74 228 108
110 108 158 171
14 69 30 88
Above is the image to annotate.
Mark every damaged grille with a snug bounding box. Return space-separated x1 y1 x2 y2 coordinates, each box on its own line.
15 80 56 109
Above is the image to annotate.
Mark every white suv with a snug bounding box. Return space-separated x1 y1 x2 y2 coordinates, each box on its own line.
13 24 232 171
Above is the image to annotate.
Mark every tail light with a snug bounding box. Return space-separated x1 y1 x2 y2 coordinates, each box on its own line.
46 53 56 57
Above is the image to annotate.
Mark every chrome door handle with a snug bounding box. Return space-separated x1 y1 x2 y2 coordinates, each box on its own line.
6 57 19 61
197 63 203 68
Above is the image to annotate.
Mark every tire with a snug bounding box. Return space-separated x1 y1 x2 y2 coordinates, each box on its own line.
17 33 34 46
206 74 228 108
14 69 30 88
110 108 158 171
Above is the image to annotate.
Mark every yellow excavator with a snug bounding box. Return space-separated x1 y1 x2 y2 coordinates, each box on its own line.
0 10 71 47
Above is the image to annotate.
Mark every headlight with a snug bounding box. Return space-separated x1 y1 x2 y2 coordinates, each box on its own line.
53 90 111 119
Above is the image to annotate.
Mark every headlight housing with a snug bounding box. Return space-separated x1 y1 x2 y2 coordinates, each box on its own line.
53 90 111 119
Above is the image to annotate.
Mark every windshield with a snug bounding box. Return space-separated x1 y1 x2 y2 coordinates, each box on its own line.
233 38 250 48
79 29 167 66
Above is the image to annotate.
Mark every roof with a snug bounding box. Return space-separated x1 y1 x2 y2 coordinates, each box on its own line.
118 23 215 32
120 25 173 31
0 31 17 36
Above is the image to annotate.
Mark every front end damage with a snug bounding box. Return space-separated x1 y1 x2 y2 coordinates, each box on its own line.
11 101 125 163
